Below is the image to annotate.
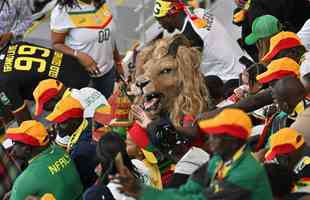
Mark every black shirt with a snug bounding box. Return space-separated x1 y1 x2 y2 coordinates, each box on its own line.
0 42 90 111
248 0 310 33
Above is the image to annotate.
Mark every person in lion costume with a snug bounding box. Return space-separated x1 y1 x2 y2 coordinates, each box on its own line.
130 34 210 128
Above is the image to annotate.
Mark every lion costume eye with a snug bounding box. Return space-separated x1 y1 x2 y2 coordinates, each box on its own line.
160 68 172 75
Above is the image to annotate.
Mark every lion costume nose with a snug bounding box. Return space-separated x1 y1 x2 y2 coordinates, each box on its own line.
136 79 150 89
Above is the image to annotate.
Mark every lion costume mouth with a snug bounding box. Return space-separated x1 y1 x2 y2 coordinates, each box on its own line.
143 92 162 111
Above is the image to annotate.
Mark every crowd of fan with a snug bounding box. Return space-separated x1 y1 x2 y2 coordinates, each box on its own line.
0 0 310 200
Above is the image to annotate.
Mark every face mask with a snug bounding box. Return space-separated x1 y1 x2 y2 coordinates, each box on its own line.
276 155 290 167
56 123 70 137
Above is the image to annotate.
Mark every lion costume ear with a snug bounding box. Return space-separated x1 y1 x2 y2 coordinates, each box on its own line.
168 34 191 57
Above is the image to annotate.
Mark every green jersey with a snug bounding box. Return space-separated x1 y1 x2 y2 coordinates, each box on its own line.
10 145 83 200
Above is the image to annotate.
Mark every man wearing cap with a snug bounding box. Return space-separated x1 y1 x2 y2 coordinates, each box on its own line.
236 0 310 61
264 128 310 191
200 31 309 117
255 73 304 150
33 78 110 118
0 42 90 124
199 56 301 128
260 31 307 65
154 0 245 81
45 95 99 188
114 109 273 200
6 120 83 200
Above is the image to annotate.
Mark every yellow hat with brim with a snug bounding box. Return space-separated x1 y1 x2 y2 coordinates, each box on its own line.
46 96 84 123
198 108 252 140
33 79 63 116
256 57 300 84
6 120 49 147
265 128 304 161
262 32 303 63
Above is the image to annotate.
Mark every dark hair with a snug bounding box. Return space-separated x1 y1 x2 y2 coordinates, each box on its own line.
223 79 239 98
97 132 134 169
264 163 296 198
204 75 224 100
57 0 105 9
274 45 307 63
247 63 267 86
97 132 138 179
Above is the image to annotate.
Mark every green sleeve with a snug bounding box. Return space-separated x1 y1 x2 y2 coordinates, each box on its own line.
139 180 206 200
10 172 38 200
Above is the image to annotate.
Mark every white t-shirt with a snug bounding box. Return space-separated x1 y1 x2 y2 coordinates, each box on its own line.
298 19 310 51
50 2 116 77
181 8 245 81
300 52 310 77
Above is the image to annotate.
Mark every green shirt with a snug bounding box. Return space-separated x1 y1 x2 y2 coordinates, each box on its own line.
10 145 83 200
140 149 273 200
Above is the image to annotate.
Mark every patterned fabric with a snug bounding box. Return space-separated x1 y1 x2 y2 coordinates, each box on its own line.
0 0 32 38
140 149 273 200
0 144 20 198
94 82 131 139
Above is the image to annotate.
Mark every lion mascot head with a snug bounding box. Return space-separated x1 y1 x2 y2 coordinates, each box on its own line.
130 34 210 127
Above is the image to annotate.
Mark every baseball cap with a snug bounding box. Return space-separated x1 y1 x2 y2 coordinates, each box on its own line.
6 120 49 147
198 108 252 140
265 128 305 161
33 79 64 116
256 57 300 84
46 96 84 123
262 32 303 62
128 122 157 164
245 15 280 45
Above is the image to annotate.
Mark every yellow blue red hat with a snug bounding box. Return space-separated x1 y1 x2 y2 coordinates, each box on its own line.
198 109 252 140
